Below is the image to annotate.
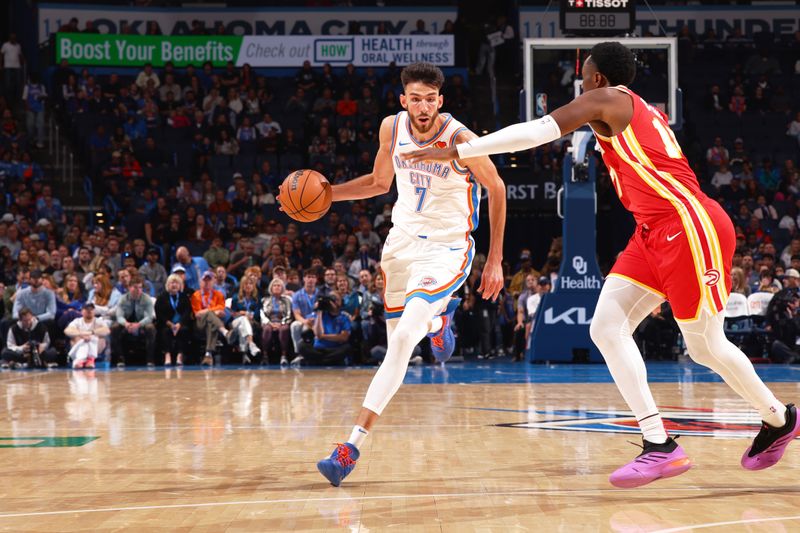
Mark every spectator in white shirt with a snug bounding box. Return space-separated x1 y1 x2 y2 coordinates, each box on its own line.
711 163 733 189
788 111 800 148
526 276 551 321
64 303 110 369
1 33 24 103
752 194 778 222
135 63 160 89
157 73 181 102
255 112 282 136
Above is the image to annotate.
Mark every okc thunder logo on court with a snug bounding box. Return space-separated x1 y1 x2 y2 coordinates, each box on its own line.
418 276 437 287
493 407 765 438
703 268 721 286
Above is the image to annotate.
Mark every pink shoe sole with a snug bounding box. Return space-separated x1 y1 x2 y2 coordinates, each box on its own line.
610 448 693 489
741 411 800 471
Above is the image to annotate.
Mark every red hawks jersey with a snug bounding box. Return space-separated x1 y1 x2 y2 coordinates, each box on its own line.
592 86 705 227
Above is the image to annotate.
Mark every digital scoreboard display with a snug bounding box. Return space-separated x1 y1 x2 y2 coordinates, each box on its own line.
559 0 636 36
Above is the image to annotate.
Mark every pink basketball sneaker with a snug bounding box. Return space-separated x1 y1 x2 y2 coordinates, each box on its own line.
741 404 800 471
609 437 692 488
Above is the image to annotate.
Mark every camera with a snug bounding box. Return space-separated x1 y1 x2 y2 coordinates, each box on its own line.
29 341 42 368
369 295 384 319
315 295 336 314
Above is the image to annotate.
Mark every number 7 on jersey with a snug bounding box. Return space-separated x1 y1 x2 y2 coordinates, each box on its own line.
414 185 428 212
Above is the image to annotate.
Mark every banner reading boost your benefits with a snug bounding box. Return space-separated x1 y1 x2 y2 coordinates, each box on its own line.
55 34 455 68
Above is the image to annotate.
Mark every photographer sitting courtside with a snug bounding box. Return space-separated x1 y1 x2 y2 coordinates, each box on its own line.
11 269 56 339
765 291 800 363
2 307 58 369
293 291 351 367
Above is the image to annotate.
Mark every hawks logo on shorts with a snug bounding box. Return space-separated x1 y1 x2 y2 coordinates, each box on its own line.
703 268 721 286
494 406 765 438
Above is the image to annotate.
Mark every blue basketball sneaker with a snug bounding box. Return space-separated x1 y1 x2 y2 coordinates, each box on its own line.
317 443 360 487
428 297 461 363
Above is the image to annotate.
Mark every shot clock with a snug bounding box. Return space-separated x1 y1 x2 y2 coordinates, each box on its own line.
559 0 636 36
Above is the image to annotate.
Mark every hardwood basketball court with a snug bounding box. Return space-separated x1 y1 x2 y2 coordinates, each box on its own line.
1 363 799 531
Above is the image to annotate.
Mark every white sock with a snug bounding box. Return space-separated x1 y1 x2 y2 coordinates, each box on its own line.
638 413 668 444
429 316 443 334
347 425 369 450
761 405 787 428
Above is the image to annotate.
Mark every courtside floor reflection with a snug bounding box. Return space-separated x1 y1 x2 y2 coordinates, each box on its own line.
1 361 799 531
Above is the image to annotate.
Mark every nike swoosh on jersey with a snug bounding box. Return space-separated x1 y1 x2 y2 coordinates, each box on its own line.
398 141 411 146
666 232 683 241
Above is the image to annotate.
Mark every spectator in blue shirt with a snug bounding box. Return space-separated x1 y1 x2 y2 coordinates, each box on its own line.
295 291 351 366
22 73 46 148
123 113 147 142
174 246 208 292
88 125 111 157
290 269 318 353
35 185 65 225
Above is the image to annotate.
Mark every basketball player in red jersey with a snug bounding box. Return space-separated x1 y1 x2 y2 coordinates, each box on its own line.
404 42 799 488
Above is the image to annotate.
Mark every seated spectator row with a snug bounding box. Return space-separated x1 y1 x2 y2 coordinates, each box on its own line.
2 257 388 369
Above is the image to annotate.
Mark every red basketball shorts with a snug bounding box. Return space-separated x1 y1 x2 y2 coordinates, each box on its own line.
608 199 735 322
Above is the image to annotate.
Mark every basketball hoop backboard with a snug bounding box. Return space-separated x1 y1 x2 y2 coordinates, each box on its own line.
523 37 680 128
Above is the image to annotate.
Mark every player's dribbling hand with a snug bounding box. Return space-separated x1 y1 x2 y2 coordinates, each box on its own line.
401 146 458 164
276 194 285 212
478 258 504 302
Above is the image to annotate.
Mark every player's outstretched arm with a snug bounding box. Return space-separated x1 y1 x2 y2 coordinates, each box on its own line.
401 89 619 164
331 116 396 202
458 130 506 302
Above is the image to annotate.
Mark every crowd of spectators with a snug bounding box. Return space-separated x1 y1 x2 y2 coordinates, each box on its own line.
1 22 799 368
0 33 479 369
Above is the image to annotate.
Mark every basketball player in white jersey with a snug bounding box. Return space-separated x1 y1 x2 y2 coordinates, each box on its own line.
315 62 507 486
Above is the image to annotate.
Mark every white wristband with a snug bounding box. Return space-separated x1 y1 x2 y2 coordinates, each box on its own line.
456 115 562 159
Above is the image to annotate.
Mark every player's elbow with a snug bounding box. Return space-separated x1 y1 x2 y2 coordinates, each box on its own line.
374 175 392 194
485 178 506 198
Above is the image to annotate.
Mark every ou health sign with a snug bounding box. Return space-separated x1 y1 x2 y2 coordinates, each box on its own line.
56 33 454 68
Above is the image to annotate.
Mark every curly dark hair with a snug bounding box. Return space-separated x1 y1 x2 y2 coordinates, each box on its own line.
589 42 636 87
400 62 445 91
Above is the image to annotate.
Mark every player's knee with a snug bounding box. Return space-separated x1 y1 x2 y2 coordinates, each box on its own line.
589 313 617 349
388 323 416 354
684 343 712 367
684 332 730 366
589 317 604 346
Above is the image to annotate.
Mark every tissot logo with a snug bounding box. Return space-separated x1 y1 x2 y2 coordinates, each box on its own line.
495 407 765 438
568 0 630 8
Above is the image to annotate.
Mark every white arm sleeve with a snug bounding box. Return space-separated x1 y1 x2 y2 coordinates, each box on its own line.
456 115 562 159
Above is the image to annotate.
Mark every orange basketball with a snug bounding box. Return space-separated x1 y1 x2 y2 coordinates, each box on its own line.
279 169 333 222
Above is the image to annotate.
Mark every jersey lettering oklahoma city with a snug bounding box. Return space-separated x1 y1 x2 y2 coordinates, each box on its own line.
594 87 729 320
390 111 480 242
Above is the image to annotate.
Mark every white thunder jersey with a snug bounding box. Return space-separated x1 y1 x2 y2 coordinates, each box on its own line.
390 112 480 242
